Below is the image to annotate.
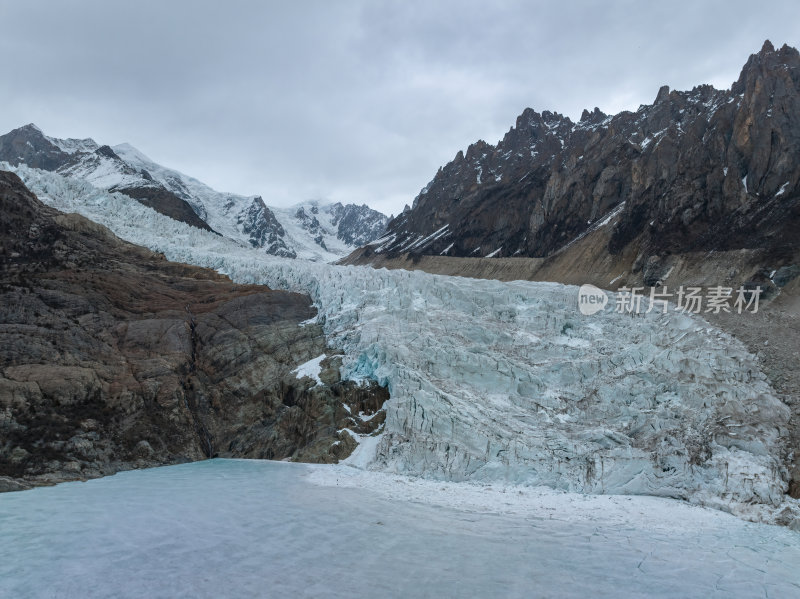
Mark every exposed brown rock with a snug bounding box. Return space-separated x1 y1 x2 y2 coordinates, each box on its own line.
0 170 387 489
108 184 214 233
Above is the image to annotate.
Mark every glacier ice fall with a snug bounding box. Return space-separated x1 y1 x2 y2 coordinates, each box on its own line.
7 163 793 519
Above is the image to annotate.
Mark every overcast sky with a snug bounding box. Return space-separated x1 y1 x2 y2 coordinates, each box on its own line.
2 1 798 215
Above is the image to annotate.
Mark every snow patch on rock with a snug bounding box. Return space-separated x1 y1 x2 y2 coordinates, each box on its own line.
292 354 326 386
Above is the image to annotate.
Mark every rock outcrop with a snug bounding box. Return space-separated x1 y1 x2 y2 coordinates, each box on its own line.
239 196 297 257
0 170 387 491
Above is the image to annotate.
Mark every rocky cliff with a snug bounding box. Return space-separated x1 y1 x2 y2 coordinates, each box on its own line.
368 41 800 286
0 170 387 491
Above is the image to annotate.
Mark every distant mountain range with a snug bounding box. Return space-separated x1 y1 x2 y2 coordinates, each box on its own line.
355 41 799 292
0 124 388 261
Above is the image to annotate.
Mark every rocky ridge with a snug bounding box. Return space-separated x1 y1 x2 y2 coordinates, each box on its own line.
368 41 800 289
328 202 390 247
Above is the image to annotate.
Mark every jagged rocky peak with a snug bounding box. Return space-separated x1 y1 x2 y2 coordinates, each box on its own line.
464 139 491 161
294 204 327 249
367 40 800 264
515 106 540 129
327 202 389 247
654 84 671 104
238 196 296 258
95 145 121 160
0 124 215 232
295 205 323 232
0 123 104 167
512 107 572 132
579 107 607 125
732 39 800 93
0 123 70 171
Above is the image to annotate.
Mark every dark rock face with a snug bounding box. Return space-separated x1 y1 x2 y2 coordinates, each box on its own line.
329 202 389 247
112 185 215 232
239 196 297 257
0 124 71 171
295 206 327 250
0 125 214 232
375 42 800 265
0 171 386 490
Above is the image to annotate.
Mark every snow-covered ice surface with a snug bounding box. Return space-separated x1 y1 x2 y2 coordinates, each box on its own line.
0 460 798 599
264 265 793 523
5 163 798 523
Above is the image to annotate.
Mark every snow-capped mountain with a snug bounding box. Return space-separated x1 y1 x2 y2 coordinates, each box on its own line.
0 124 388 261
0 124 213 232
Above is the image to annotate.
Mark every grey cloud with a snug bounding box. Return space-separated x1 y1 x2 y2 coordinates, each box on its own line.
1 0 798 215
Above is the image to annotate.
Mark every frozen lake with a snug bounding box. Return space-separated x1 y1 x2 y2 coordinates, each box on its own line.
1 459 799 598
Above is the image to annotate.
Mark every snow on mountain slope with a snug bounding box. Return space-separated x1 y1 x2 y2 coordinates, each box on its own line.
269 201 389 261
5 162 796 523
0 125 213 232
58 145 150 190
45 134 99 155
110 142 298 254
0 124 388 261
115 143 388 260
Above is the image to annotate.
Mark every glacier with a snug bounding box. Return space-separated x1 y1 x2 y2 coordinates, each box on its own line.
5 162 796 521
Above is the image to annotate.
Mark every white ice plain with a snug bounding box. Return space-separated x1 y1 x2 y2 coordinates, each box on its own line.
6 162 797 524
0 460 799 599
